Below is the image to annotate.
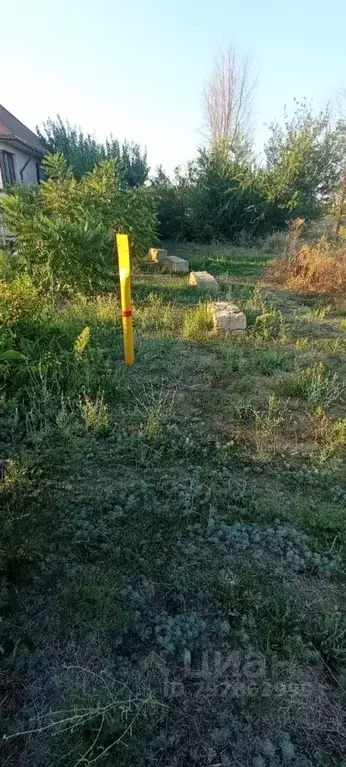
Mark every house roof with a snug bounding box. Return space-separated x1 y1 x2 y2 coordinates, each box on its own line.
0 104 45 155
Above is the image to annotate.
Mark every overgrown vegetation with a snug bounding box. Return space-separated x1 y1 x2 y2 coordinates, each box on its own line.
274 235 346 294
37 115 149 186
1 240 346 766
31 96 346 247
153 101 346 243
1 154 156 293
1 82 346 765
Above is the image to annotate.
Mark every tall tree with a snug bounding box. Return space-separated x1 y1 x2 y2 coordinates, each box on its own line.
37 116 149 187
265 101 344 221
331 95 346 233
203 46 256 156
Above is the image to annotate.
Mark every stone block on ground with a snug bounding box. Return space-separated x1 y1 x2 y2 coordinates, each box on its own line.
189 271 219 295
212 301 246 333
162 255 189 274
149 248 168 265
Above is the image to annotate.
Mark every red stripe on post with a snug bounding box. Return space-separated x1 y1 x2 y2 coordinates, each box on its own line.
122 310 132 317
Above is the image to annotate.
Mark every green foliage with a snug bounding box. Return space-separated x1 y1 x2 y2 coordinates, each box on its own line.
258 349 293 375
253 393 285 459
0 273 44 326
0 155 156 292
265 100 346 222
2 258 346 767
276 362 342 409
137 381 176 441
182 301 214 339
153 102 346 244
254 308 287 342
151 165 194 240
79 392 109 434
190 147 271 242
74 326 91 361
37 115 149 186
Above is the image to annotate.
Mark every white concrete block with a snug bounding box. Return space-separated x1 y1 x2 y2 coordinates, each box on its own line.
149 248 168 265
163 255 189 274
189 271 219 294
212 301 246 333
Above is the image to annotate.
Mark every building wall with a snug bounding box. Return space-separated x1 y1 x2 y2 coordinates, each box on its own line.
0 140 40 187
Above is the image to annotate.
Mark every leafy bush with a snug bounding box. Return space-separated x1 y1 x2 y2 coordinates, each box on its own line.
265 102 344 222
0 154 157 293
0 274 43 326
152 101 346 244
152 166 194 241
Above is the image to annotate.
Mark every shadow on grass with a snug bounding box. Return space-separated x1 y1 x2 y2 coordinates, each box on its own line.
133 275 258 307
133 279 204 305
188 255 271 277
159 241 274 277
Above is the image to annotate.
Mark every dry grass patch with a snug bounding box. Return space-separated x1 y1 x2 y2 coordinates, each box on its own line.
274 237 346 295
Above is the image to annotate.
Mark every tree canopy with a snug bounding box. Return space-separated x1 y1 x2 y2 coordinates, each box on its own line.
37 116 149 187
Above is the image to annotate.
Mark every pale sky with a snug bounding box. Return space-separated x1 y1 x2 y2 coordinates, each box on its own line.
1 0 345 174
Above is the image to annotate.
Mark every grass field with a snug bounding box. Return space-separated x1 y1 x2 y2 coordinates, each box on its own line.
1 243 346 766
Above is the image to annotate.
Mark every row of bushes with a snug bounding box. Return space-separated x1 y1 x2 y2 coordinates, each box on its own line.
153 150 286 243
33 106 346 248
1 98 346 301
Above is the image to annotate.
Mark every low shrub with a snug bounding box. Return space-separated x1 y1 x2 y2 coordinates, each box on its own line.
259 230 289 254
0 274 43 327
273 237 346 295
0 154 157 294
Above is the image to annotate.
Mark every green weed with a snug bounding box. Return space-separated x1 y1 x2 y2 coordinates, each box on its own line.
136 294 177 335
295 337 309 350
311 408 346 461
306 304 331 322
254 393 285 460
182 302 213 339
246 285 267 313
258 349 293 375
276 362 343 409
219 343 248 374
79 392 109 434
254 308 287 342
74 326 91 360
136 381 176 440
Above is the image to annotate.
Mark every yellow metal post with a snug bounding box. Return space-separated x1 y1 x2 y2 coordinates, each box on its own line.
116 233 134 366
